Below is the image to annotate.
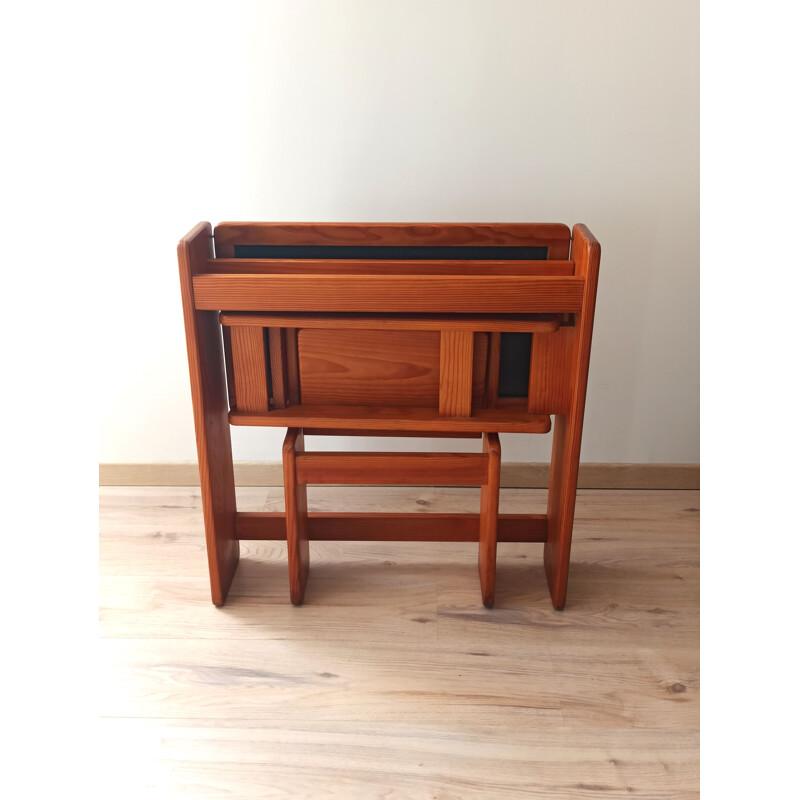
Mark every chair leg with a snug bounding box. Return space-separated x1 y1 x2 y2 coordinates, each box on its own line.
283 428 309 605
479 432 501 608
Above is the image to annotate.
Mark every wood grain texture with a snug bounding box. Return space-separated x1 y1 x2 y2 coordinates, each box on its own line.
479 433 501 608
99 486 698 799
228 326 269 413
219 311 561 333
177 222 239 605
298 329 440 407
528 326 576 415
282 429 309 605
295 452 489 486
545 224 601 609
193 273 585 313
213 221 572 251
297 329 488 409
235 511 548 542
439 331 474 417
229 403 551 433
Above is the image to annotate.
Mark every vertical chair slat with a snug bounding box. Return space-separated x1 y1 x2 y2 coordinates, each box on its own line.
528 326 576 415
439 331 474 417
229 326 270 413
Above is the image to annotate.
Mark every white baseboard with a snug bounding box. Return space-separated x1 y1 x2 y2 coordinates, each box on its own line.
99 462 699 490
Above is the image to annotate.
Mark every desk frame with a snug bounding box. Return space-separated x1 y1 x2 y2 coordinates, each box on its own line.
178 222 600 609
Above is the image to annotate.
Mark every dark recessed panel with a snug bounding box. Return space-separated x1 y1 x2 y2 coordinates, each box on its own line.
498 333 532 398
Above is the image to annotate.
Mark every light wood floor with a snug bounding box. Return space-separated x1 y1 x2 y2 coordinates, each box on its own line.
99 486 699 799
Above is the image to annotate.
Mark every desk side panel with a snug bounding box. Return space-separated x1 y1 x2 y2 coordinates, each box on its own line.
545 224 601 609
178 222 239 606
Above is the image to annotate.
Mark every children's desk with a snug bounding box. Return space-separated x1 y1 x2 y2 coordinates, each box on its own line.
178 222 600 609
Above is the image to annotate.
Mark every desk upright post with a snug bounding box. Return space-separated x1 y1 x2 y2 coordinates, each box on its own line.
178 222 239 606
544 224 600 609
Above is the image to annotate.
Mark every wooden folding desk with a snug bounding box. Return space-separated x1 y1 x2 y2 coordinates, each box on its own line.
178 222 600 609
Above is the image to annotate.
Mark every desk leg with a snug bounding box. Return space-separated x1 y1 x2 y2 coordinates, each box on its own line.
479 432 501 608
545 414 580 609
283 428 310 604
545 224 600 609
179 222 239 607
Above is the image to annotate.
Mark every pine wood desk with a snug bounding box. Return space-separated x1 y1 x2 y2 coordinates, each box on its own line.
179 222 600 609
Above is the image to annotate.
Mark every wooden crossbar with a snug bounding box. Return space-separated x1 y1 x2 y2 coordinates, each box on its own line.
303 429 483 439
295 452 489 486
219 311 562 333
235 512 548 543
230 404 552 433
193 273 584 313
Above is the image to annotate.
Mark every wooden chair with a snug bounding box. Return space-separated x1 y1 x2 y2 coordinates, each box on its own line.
178 222 600 609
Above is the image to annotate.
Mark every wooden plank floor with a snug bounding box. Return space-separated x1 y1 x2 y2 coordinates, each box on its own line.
99 486 699 799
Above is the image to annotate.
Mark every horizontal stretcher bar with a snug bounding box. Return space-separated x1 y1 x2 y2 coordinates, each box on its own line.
235 512 548 542
219 311 561 333
229 404 552 434
302 429 482 439
295 452 489 486
193 273 585 313
204 258 575 276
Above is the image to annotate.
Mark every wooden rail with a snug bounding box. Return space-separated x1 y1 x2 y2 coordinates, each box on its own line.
229 404 552 433
193 273 584 313
219 311 562 333
235 511 549 543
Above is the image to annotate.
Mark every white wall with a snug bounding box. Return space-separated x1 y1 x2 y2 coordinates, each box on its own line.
97 0 699 465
